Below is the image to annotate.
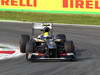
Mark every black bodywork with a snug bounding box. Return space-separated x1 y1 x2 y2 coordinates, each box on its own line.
20 23 76 61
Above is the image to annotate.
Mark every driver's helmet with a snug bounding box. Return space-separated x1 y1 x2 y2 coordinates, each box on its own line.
43 27 50 38
37 27 50 39
43 27 50 32
38 26 50 39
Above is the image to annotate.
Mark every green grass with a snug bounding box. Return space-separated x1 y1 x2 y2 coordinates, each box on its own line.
0 11 100 25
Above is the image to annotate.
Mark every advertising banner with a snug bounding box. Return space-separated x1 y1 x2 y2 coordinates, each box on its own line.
0 0 100 14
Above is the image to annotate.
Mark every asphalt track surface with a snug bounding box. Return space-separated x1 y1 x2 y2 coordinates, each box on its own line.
0 22 100 75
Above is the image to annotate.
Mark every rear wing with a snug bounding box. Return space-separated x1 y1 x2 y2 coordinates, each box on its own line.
33 23 52 29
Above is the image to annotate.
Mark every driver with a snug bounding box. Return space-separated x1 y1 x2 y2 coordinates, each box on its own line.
37 27 50 39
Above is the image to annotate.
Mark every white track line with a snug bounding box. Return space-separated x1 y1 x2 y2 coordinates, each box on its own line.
0 20 100 28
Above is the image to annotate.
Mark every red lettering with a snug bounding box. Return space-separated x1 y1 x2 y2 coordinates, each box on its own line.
0 0 37 7
95 0 100 9
26 0 32 6
1 0 9 5
11 0 18 6
76 0 84 8
19 0 25 6
34 0 37 7
86 0 93 8
63 0 68 8
70 0 74 8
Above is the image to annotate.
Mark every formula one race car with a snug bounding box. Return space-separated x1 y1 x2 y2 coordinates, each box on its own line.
19 23 76 61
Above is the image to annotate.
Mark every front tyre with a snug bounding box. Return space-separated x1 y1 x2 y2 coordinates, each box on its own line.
65 41 76 61
65 41 75 53
26 39 35 61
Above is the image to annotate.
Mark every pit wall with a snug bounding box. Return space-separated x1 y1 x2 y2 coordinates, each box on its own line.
0 0 100 14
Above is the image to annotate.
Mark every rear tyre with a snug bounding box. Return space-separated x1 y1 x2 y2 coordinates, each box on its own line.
56 34 66 42
20 34 30 53
56 34 66 55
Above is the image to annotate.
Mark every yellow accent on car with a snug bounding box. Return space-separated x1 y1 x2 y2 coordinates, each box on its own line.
43 32 49 37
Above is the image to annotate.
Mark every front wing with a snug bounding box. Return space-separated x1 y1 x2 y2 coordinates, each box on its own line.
28 52 76 61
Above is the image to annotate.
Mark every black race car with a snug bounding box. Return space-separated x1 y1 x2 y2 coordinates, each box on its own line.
19 23 76 61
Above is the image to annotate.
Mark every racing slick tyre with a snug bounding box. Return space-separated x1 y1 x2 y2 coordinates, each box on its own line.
26 39 35 61
20 34 30 53
65 41 76 61
56 34 66 42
